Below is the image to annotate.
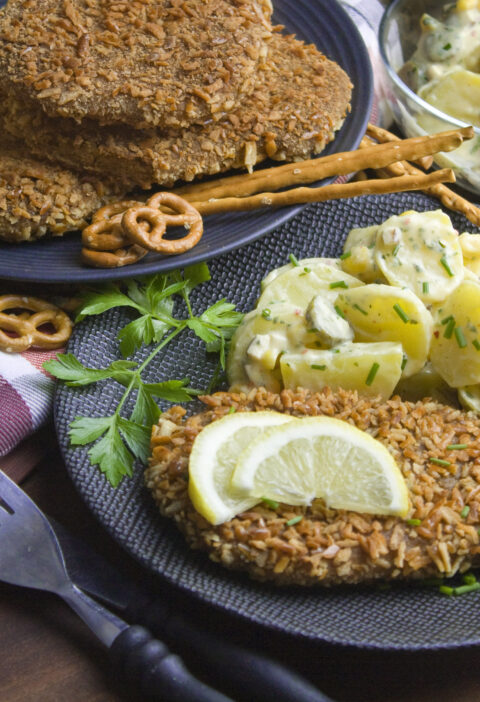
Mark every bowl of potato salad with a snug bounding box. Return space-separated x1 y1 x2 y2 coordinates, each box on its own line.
227 209 480 412
379 0 480 194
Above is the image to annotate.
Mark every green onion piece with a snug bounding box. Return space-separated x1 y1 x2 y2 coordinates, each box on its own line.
340 251 351 260
311 364 326 370
453 583 480 595
461 505 470 519
365 362 380 386
304 267 311 273
393 303 409 323
473 339 480 351
430 457 451 467
353 303 368 316
289 253 299 266
422 282 429 294
401 355 408 371
227 406 236 414
286 515 303 527
334 305 345 318
406 518 421 526
392 244 400 256
262 308 271 320
261 497 279 510
329 280 348 289
443 318 456 339
443 42 452 51
439 585 454 596
440 255 454 277
447 443 468 450
463 573 477 585
441 315 454 325
454 326 467 348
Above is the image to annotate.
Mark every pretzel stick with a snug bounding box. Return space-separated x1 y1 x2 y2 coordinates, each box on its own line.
191 169 455 216
366 123 435 170
176 126 472 203
361 136 480 227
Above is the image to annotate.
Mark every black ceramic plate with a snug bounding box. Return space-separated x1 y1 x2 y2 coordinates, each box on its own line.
0 0 372 283
55 191 480 651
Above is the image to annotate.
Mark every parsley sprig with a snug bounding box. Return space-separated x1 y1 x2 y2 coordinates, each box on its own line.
44 263 243 487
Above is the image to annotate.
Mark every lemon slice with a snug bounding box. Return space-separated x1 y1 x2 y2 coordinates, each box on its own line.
188 411 294 525
231 417 409 517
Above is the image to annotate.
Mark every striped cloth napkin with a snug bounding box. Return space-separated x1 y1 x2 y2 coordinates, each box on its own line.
0 0 388 466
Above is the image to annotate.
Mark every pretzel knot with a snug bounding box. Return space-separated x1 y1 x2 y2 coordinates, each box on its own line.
122 192 203 254
0 295 73 353
81 244 147 268
82 213 131 251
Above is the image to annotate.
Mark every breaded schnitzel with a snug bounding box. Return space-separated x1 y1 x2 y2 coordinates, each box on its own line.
0 0 272 129
0 32 352 189
146 387 480 586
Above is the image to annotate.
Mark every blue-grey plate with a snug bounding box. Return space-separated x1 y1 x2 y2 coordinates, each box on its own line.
0 0 372 283
55 191 480 651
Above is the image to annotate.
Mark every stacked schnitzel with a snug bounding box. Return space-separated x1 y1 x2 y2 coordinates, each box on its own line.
0 0 352 242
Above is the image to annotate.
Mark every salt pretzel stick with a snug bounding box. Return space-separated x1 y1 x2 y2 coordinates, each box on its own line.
192 169 456 216
366 123 434 170
177 127 472 203
361 136 480 227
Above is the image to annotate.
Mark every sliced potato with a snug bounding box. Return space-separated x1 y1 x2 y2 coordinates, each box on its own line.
340 225 383 283
430 279 480 387
374 210 463 303
459 232 480 277
280 342 404 399
419 69 480 128
260 257 341 291
336 283 433 377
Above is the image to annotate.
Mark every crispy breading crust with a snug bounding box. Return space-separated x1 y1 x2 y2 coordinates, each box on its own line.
0 141 125 242
0 0 272 129
0 32 352 189
145 387 480 586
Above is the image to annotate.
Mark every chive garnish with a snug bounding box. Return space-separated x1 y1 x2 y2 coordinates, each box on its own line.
447 443 468 450
422 282 429 294
473 339 480 351
311 364 326 370
340 251 351 260
454 326 467 348
227 406 236 414
289 253 299 266
443 318 455 339
262 308 271 320
334 305 345 318
329 280 348 289
365 362 380 386
439 585 454 596
286 515 303 527
441 315 454 325
463 573 477 585
440 255 454 277
262 497 279 510
406 518 421 526
393 303 409 323
401 355 408 371
392 244 400 256
430 457 451 467
304 266 311 273
452 583 480 595
353 303 368 316
461 505 470 519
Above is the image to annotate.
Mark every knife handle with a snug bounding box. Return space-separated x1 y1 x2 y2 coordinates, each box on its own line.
110 625 235 702
127 599 335 702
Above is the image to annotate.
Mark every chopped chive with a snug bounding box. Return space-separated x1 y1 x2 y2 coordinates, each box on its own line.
311 364 327 370
393 303 409 323
441 315 454 325
461 505 470 519
473 339 480 351
392 244 400 256
401 355 408 371
430 457 451 467
227 406 236 414
406 518 421 526
261 497 279 510
289 253 299 266
453 583 480 595
340 251 351 260
353 303 368 316
334 305 345 318
262 308 271 320
422 282 429 294
440 255 454 277
454 326 467 348
447 443 468 450
304 266 311 273
286 515 303 527
329 280 348 289
365 362 380 386
463 573 477 585
443 42 452 50
439 585 454 596
443 318 455 339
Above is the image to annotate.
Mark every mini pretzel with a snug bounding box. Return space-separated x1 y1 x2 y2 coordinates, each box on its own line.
82 213 131 251
92 200 143 223
122 192 203 254
81 244 148 268
0 295 73 353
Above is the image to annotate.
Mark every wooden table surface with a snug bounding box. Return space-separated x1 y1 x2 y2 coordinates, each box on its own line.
1 428 480 702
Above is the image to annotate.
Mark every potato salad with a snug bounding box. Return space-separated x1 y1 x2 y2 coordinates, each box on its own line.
227 210 480 412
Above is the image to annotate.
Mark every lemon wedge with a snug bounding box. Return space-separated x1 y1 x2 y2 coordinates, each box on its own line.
231 417 409 517
188 411 294 525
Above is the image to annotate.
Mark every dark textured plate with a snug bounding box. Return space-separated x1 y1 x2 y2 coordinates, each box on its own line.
0 0 372 283
55 191 480 651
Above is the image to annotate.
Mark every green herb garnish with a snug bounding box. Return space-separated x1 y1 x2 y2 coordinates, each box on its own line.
454 326 467 348
393 303 409 323
406 518 421 527
365 362 380 386
311 364 327 370
329 280 348 289
440 255 454 277
429 457 451 467
289 253 299 266
461 505 470 519
286 515 303 527
262 497 280 510
447 443 468 450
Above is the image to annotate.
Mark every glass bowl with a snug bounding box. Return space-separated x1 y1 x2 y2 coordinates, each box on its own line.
379 0 480 195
